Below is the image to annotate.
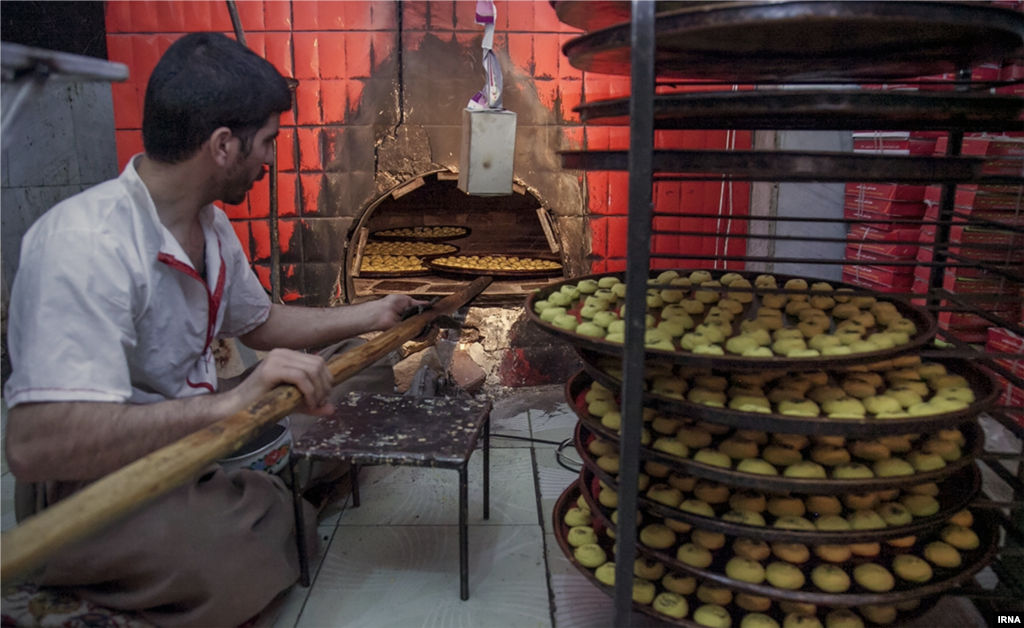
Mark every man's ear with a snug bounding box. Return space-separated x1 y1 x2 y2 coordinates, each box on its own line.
208 126 237 167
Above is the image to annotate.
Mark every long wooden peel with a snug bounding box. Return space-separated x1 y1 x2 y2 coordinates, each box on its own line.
0 276 492 584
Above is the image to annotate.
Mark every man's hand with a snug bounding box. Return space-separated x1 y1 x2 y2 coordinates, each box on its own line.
225 348 335 417
369 294 431 331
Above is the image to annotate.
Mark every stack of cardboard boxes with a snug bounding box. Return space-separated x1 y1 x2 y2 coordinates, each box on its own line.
987 328 1024 428
843 135 936 294
914 136 1024 343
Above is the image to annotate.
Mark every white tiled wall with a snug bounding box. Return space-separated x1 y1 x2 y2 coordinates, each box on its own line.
1 79 118 284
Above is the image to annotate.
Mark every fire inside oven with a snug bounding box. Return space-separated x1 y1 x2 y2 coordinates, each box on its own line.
346 170 567 303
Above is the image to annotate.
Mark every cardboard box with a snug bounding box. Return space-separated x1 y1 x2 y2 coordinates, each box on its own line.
972 63 1003 82
923 201 1024 228
943 272 1021 295
1000 62 1024 81
843 266 914 291
853 138 937 155
936 135 1024 157
940 325 990 343
987 327 1024 355
844 183 928 202
846 226 920 259
844 207 898 232
940 310 1018 329
924 185 1024 212
843 194 927 218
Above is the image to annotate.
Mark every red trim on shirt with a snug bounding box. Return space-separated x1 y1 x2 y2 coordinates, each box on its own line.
157 238 226 392
156 252 202 282
186 378 216 393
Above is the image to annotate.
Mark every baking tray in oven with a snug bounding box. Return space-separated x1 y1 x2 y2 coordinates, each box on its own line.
427 255 563 279
526 269 937 371
577 351 1000 438
561 1 1024 82
369 226 471 242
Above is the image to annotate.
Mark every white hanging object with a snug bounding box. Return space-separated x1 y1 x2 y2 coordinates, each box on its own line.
458 1 517 196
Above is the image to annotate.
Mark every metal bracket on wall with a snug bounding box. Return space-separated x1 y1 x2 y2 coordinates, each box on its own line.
536 207 561 254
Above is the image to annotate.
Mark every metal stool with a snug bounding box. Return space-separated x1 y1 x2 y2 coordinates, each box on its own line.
289 393 491 600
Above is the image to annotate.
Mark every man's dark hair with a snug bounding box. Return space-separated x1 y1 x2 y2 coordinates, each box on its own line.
142 32 292 164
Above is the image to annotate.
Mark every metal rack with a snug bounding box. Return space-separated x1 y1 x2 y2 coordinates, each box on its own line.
0 42 129 149
552 1 1024 625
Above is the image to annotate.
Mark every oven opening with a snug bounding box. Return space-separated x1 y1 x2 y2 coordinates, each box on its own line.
346 170 567 304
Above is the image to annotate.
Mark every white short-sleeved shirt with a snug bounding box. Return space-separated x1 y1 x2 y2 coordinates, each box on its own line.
4 155 272 407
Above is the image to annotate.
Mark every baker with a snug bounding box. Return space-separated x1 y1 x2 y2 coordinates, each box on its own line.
4 32 420 627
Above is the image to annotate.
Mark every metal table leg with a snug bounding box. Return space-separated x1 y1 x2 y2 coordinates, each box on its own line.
352 464 361 508
459 464 469 601
288 452 310 587
483 413 490 520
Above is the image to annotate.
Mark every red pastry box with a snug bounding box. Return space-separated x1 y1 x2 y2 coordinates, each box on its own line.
845 182 928 202
943 271 1020 296
934 136 1024 175
844 207 899 232
846 224 920 259
924 185 1024 213
940 309 1019 330
923 201 1024 229
843 265 914 292
844 194 927 219
987 328 1024 378
852 132 938 155
918 225 1024 263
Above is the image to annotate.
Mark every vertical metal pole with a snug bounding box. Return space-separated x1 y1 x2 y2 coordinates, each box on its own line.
928 68 968 300
613 2 656 626
287 452 310 587
225 0 281 302
226 0 247 48
270 141 282 303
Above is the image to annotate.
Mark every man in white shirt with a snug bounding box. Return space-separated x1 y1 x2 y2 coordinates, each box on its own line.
4 32 419 627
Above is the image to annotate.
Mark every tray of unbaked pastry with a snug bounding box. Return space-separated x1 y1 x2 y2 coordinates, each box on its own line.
555 479 945 628
577 471 997 608
567 372 982 494
577 350 999 438
427 254 563 278
368 225 471 241
578 443 980 545
578 436 981 546
526 270 937 370
358 241 461 278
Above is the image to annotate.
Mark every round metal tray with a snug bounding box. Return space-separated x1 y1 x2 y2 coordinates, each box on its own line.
583 478 999 608
427 256 563 279
369 226 471 242
558 150 1017 186
527 269 937 371
577 353 1000 438
358 267 433 279
561 1 1024 82
551 1 730 33
556 479 945 627
574 91 1024 132
567 381 983 495
579 454 980 545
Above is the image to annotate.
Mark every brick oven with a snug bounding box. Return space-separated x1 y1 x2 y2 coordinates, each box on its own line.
105 0 752 385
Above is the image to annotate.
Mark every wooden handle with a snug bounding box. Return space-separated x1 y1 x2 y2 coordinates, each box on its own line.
0 276 492 584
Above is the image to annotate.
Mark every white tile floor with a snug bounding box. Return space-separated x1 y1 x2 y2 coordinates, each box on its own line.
0 388 992 627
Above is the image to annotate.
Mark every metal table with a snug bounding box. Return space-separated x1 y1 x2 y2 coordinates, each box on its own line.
289 393 492 600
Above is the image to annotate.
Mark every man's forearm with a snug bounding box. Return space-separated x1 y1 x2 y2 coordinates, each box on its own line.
5 394 238 483
239 298 411 351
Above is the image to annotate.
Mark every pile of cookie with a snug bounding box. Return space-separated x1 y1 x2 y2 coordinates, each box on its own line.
545 270 988 627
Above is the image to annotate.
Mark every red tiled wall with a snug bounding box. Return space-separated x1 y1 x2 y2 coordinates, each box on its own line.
107 0 751 301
